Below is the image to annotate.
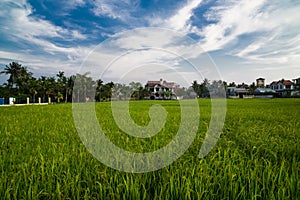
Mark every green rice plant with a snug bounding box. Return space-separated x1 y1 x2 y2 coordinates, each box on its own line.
0 99 299 199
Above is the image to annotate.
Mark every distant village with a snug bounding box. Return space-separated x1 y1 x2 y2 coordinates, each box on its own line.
145 77 300 100
0 62 299 105
226 77 300 99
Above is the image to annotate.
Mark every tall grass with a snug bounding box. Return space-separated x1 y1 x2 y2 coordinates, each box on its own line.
0 99 299 199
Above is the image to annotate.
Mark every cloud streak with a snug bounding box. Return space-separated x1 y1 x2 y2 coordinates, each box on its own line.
165 0 203 31
198 0 300 65
91 0 140 21
0 0 91 75
0 0 299 85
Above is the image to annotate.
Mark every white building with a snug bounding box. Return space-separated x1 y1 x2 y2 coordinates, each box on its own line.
145 79 177 100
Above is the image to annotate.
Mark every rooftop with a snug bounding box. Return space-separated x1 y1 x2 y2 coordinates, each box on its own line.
146 81 160 87
270 80 294 85
146 79 176 88
254 88 276 93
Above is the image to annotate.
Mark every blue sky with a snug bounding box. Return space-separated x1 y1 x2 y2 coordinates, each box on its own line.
0 0 299 86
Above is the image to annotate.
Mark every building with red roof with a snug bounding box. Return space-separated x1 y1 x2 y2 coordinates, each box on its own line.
270 79 294 97
145 78 178 100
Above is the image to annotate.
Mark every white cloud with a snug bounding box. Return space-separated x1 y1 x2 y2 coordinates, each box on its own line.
230 3 300 64
165 0 203 31
0 45 92 76
64 0 85 9
112 28 181 49
40 0 85 14
71 30 87 40
198 0 270 51
0 0 87 44
1 0 299 85
91 0 139 20
77 28 221 86
198 0 300 65
234 32 300 65
0 0 91 75
158 0 300 68
151 0 300 83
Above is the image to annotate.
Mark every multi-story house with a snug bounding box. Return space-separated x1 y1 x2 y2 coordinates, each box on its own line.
145 79 177 100
270 79 294 96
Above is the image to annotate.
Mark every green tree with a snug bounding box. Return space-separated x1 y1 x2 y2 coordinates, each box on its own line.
16 66 33 90
56 71 67 102
1 62 22 89
95 79 104 102
45 77 56 101
1 62 33 96
37 76 48 101
129 82 143 100
209 80 226 97
223 81 227 90
112 83 131 100
249 82 256 94
28 77 38 103
192 80 200 97
73 73 95 102
66 75 75 103
165 90 172 99
55 92 63 103
199 78 209 97
228 82 236 87
102 81 114 101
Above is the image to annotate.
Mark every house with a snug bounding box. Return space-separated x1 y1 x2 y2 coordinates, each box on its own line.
254 88 276 98
145 79 177 100
227 87 251 98
270 80 294 90
256 78 265 88
292 77 300 89
270 79 294 97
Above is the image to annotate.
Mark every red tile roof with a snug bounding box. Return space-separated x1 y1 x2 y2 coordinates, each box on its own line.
270 80 293 85
282 80 293 85
147 81 160 87
146 80 176 88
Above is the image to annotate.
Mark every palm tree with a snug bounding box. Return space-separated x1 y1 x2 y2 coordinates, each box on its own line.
45 77 56 101
55 92 63 103
56 71 67 102
28 78 38 103
106 81 114 101
66 75 75 103
98 82 114 101
1 62 34 97
95 79 103 101
192 80 200 97
1 62 22 89
73 72 96 102
37 76 47 101
16 67 33 97
200 78 209 97
228 82 236 87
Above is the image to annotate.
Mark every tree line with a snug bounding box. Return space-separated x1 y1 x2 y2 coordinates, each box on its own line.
1 62 236 103
0 62 152 103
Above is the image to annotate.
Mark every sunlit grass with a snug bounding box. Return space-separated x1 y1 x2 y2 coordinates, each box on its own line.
0 99 299 199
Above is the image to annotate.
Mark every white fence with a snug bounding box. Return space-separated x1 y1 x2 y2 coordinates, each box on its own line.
0 97 52 106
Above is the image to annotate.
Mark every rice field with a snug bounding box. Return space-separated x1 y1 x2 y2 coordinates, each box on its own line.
0 99 299 199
